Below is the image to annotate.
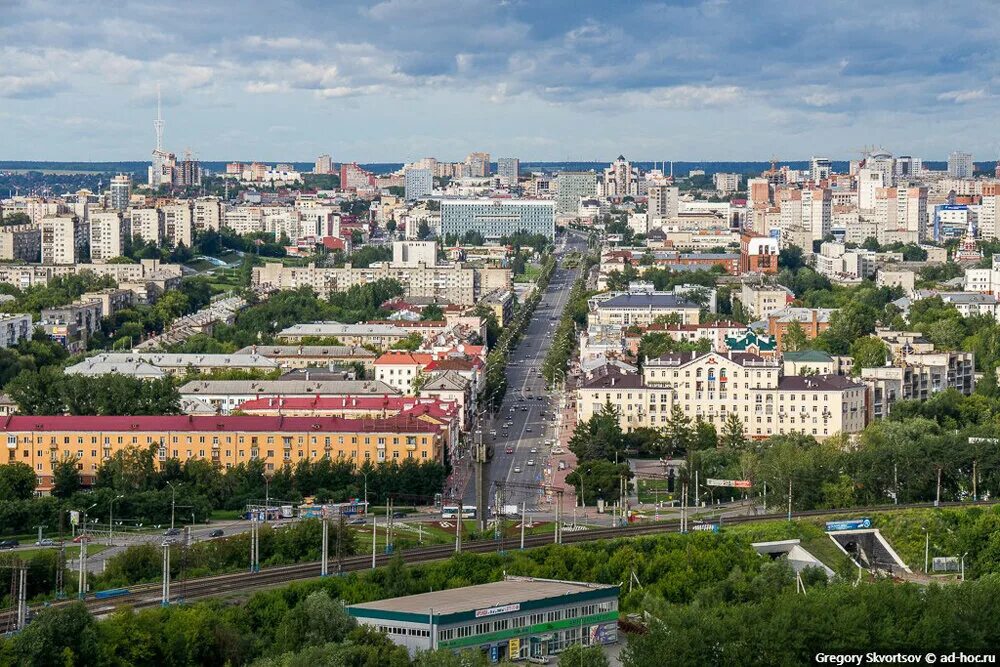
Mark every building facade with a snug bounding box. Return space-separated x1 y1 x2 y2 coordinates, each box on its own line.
440 199 555 241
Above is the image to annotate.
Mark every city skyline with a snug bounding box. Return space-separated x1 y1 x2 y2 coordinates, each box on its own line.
2 1 1000 161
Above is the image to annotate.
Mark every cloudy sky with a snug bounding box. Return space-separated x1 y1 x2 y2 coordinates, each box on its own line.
2 0 999 162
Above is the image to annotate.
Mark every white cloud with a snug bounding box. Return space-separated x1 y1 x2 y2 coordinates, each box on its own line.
937 88 988 104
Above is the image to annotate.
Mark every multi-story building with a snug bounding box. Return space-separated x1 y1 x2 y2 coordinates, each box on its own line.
40 215 85 265
464 152 491 178
496 157 520 187
235 345 377 370
602 156 639 198
192 197 222 232
0 224 41 262
577 352 867 440
129 207 164 244
275 321 452 348
713 172 741 194
89 210 128 263
78 288 135 318
739 233 779 274
440 199 555 241
767 307 835 349
109 174 131 211
161 203 193 248
555 172 597 215
340 162 376 191
314 154 333 174
647 184 679 224
65 351 278 377
809 157 831 182
347 577 619 660
588 292 701 328
0 314 33 348
179 379 400 414
737 282 795 320
224 206 265 235
40 301 103 352
403 168 433 201
2 414 447 493
948 151 974 179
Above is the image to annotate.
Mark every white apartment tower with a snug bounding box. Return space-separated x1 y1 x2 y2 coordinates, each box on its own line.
40 215 83 264
403 168 433 201
89 210 129 263
109 174 131 211
496 157 520 187
948 151 974 179
647 184 679 223
809 157 831 182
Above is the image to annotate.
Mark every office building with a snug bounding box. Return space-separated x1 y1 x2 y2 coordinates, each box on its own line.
555 172 597 215
315 154 333 174
440 199 555 241
588 293 701 327
496 157 520 187
948 151 974 179
895 156 922 179
347 577 619 660
109 174 131 211
404 168 433 201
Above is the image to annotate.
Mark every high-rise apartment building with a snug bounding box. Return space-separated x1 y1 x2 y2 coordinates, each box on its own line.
403 168 433 201
464 152 491 178
129 208 164 244
895 156 922 180
857 167 886 212
40 215 83 265
340 162 376 191
192 198 222 232
161 203 193 248
979 183 1000 241
496 157 520 187
948 151 974 179
602 156 639 197
809 157 831 182
89 210 128 263
555 172 597 215
109 174 131 211
712 172 741 194
314 154 333 174
647 184 679 223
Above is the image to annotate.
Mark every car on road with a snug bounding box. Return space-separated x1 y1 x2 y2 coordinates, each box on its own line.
527 460 535 466
348 517 366 525
513 466 522 473
489 429 497 436
392 511 406 518
72 535 92 543
526 427 532 432
505 446 514 454
164 528 181 537
35 538 54 546
521 407 528 412
0 539 19 550
208 529 225 538
530 447 537 453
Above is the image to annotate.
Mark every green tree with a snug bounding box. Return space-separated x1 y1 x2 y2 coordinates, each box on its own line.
6 601 99 666
559 644 610 667
781 320 808 352
0 461 37 500
719 412 748 449
663 405 695 456
51 456 81 499
274 590 357 653
849 336 889 375
421 303 445 321
568 402 625 461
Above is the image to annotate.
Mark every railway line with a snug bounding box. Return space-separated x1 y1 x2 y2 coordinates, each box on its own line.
1 499 991 626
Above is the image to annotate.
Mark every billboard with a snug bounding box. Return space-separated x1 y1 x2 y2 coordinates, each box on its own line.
932 557 960 572
825 518 872 532
706 478 752 488
692 523 720 533
475 603 520 618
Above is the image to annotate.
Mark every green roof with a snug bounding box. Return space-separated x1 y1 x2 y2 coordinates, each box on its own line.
725 329 777 351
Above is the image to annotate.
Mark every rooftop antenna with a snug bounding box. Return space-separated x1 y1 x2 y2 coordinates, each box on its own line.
154 84 165 151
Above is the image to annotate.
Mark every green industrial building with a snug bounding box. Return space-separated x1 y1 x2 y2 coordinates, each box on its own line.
346 576 619 661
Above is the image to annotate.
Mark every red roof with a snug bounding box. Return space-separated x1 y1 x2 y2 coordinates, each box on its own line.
0 414 444 434
235 395 458 420
374 351 435 366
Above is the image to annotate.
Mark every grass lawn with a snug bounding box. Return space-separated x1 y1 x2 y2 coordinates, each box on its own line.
1 544 110 561
512 263 543 284
636 478 678 505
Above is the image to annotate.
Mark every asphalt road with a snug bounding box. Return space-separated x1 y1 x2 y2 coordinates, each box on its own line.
466 230 589 515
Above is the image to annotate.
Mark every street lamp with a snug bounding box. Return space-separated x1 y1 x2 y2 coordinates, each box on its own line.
263 473 271 523
78 502 97 599
961 551 969 581
109 494 124 546
166 481 178 530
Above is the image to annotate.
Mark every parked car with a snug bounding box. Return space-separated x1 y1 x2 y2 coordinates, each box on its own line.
558 461 567 471
208 529 225 538
164 527 181 537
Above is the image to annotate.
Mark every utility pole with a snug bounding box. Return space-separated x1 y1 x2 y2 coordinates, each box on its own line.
972 459 978 502
894 463 899 505
161 540 171 606
924 529 930 573
455 500 462 553
476 429 487 531
34 525 45 545
520 502 526 550
371 504 377 569
554 490 562 545
249 515 260 573
787 479 792 521
15 562 27 631
167 481 177 530
321 510 329 577
763 481 767 514
935 466 942 507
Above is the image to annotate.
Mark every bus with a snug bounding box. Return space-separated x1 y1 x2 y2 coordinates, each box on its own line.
441 505 477 519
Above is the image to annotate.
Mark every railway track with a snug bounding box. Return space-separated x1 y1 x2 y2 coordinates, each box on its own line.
2 499 992 625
